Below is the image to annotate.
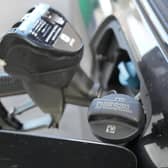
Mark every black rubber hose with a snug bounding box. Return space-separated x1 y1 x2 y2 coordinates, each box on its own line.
0 73 25 129
0 101 22 129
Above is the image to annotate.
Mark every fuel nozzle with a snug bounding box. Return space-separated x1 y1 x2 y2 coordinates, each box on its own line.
0 4 83 124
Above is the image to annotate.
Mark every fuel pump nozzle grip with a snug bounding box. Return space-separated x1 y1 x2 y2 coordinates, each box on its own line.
0 4 84 124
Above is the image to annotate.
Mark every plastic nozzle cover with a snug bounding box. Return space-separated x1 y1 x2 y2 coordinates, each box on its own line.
0 3 83 88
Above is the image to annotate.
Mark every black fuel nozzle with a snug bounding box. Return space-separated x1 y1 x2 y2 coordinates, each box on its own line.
0 4 84 124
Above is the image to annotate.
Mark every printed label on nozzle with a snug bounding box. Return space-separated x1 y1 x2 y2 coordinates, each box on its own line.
60 33 76 47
